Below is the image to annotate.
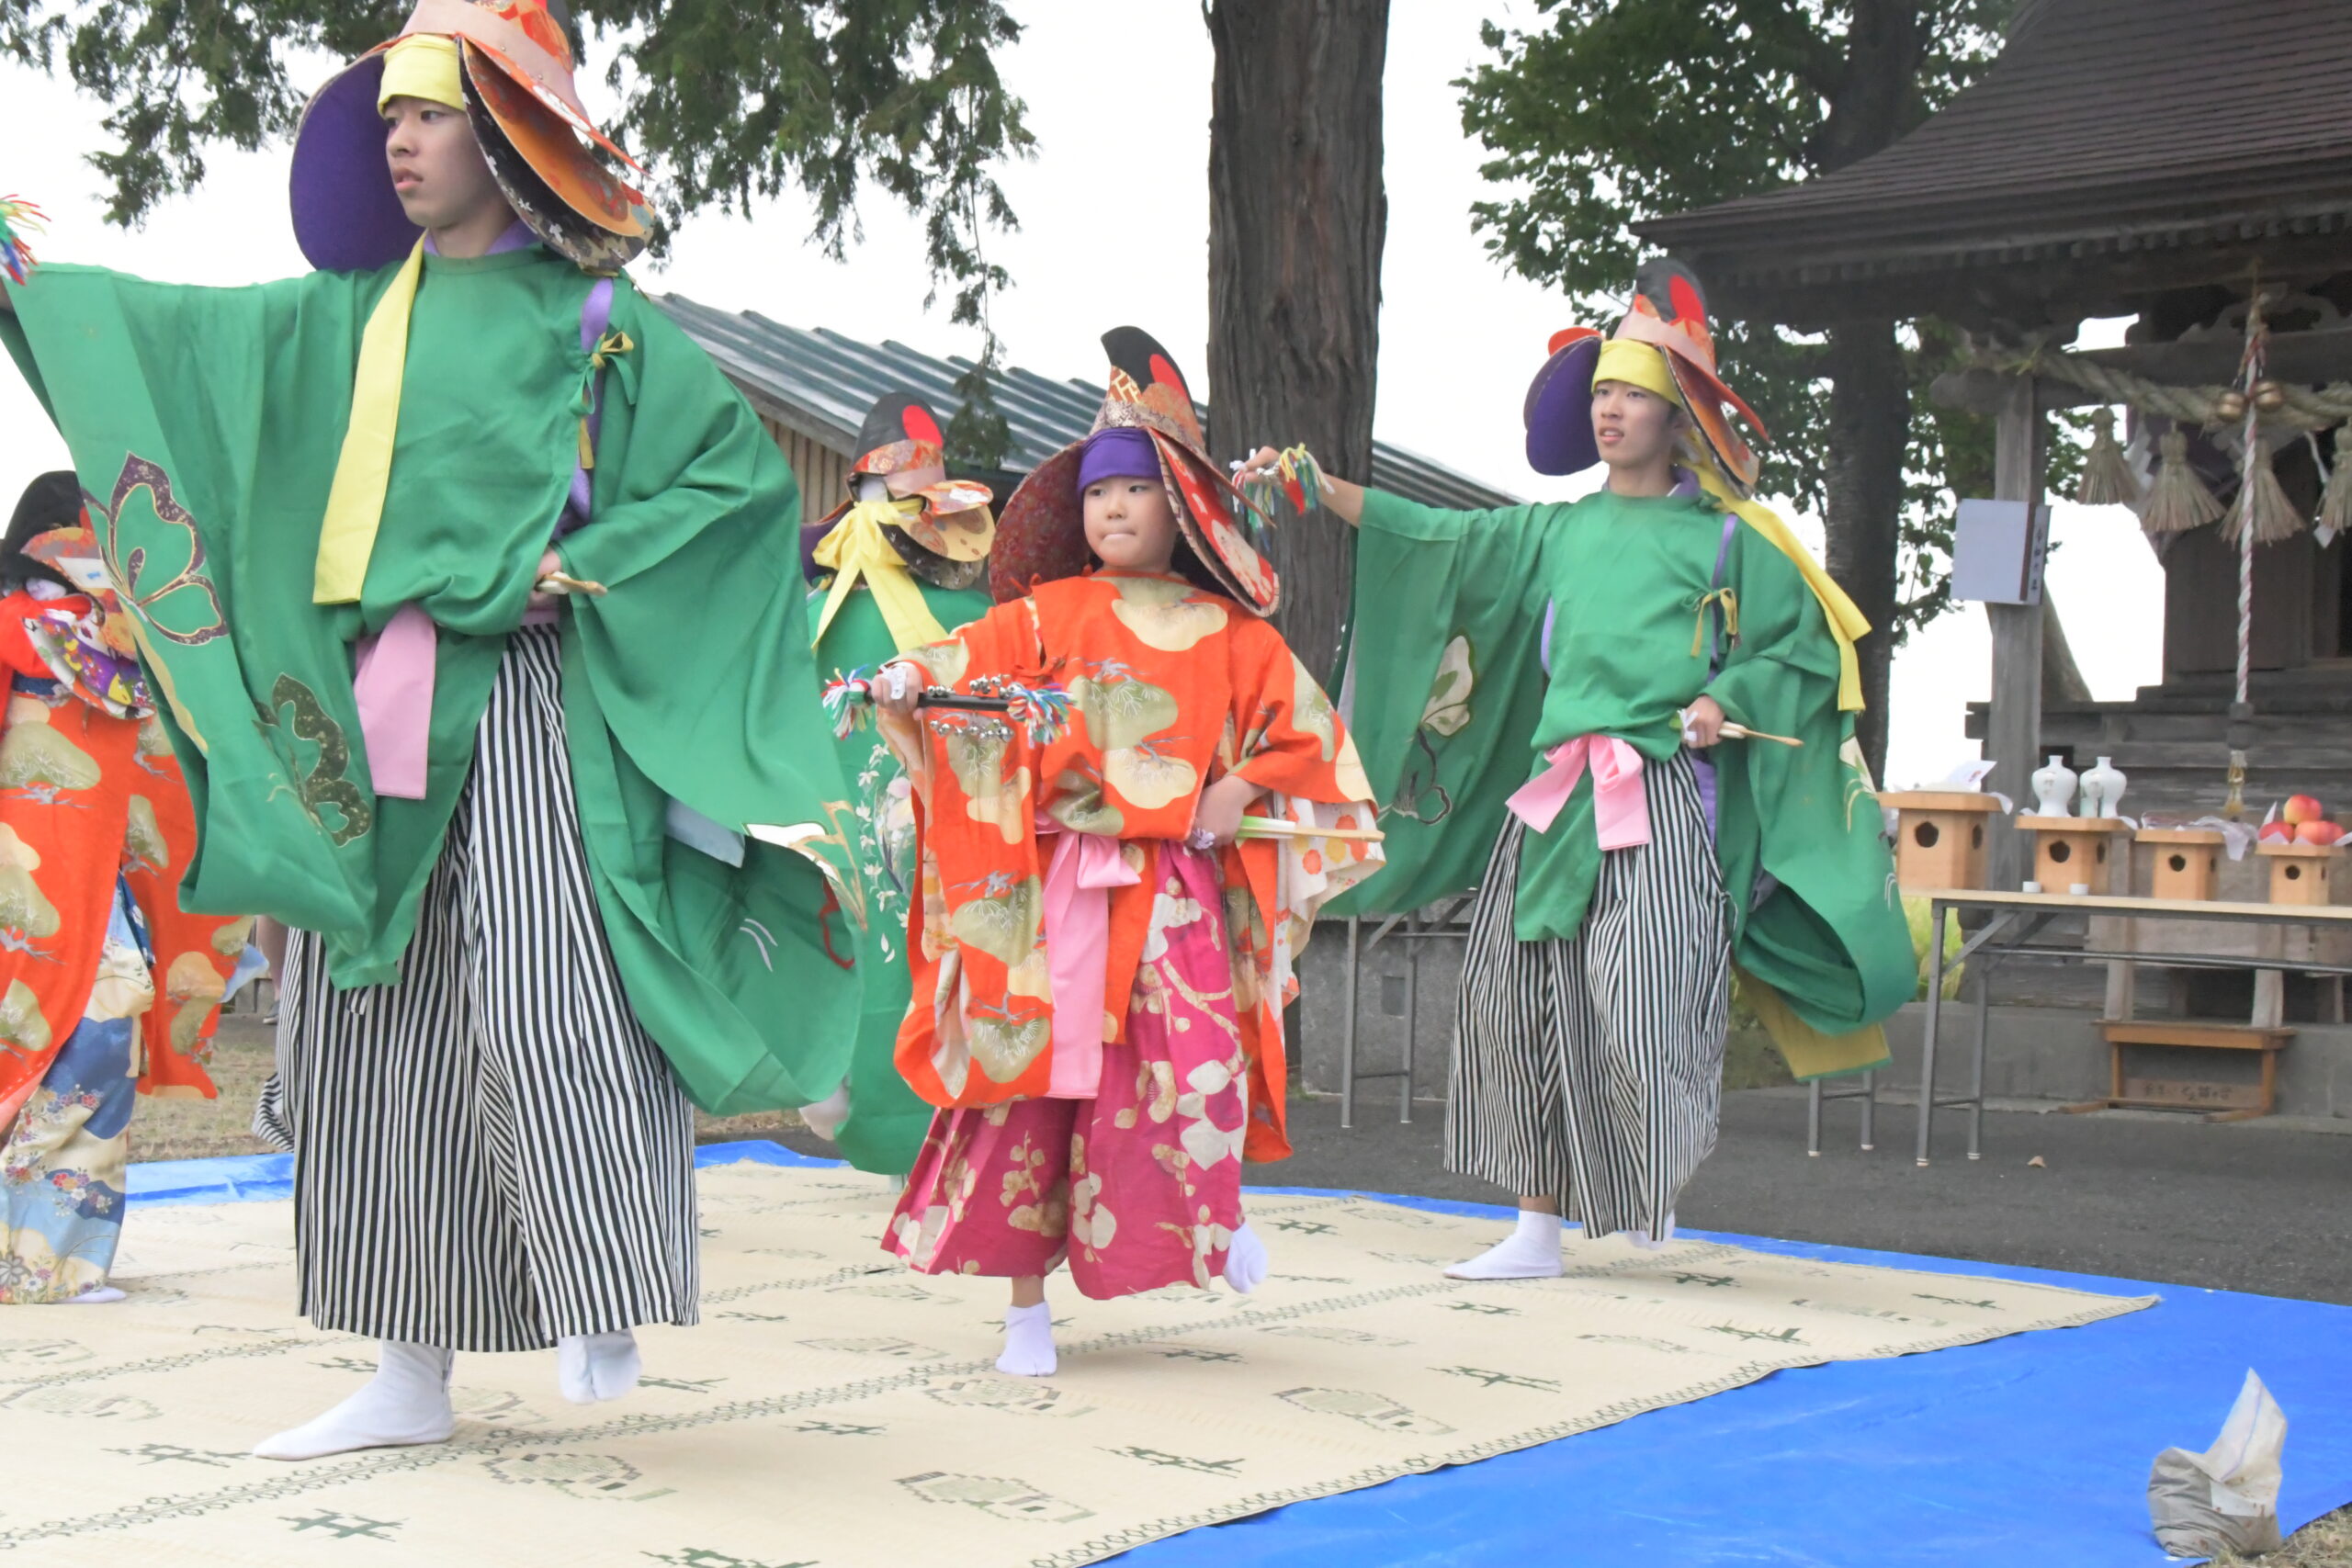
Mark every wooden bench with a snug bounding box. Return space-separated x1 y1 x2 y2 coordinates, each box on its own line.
2073 1021 2293 1122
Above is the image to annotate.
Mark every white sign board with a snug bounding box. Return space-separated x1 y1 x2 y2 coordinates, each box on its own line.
1951 498 2051 605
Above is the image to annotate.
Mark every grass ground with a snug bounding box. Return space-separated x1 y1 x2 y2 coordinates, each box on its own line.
125 1004 2351 1563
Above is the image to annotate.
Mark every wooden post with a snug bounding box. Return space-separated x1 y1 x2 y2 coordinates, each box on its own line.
1984 375 2045 890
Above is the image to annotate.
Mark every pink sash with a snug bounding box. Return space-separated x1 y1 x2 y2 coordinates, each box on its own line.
1038 818 1142 1098
1505 734 1651 850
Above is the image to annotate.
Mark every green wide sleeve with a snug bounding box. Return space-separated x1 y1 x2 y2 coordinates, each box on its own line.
1708 530 1912 1044
1 263 394 940
557 281 863 1114
1333 488 1555 914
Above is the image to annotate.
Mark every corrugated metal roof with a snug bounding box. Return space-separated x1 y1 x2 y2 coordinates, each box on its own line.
1638 0 2352 311
656 294 1519 510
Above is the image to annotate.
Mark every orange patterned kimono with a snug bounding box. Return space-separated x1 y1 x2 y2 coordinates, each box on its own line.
877 571 1379 1295
0 580 250 1301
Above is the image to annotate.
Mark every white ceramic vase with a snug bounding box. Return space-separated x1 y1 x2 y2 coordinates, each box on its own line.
2078 756 2127 819
2030 755 2078 818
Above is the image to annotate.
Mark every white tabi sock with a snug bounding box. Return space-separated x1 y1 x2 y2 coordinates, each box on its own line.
997 1301 1057 1378
1443 1208 1566 1280
1224 1222 1271 1294
557 1330 642 1404
253 1339 454 1461
798 1079 852 1142
60 1285 126 1304
1627 1212 1678 1251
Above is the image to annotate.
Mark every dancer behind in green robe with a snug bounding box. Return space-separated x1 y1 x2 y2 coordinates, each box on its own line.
798 392 996 1174
1239 261 1910 1279
3 0 858 1459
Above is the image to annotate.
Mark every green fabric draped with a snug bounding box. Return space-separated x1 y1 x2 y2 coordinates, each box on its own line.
809 581 991 1174
2 248 861 1114
1340 486 1912 1059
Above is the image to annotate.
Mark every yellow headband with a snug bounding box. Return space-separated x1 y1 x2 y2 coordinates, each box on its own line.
1593 339 1684 408
379 35 466 113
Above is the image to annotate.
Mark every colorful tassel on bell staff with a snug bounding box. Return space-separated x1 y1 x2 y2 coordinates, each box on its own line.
2138 429 2224 534
0 194 44 286
2076 408 2143 509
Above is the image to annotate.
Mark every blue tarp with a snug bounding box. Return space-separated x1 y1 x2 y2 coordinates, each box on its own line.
126 1144 2352 1567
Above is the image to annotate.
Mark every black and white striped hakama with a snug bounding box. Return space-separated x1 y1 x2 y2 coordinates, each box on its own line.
1444 749 1733 1240
256 625 698 1352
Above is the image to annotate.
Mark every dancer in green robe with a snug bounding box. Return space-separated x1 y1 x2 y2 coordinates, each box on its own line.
799 392 995 1174
1241 262 1910 1277
3 0 858 1459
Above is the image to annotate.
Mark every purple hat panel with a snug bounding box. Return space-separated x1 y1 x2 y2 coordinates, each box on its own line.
289 56 424 274
1523 335 1603 478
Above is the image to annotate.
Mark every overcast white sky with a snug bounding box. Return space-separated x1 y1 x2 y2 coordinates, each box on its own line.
0 0 2161 789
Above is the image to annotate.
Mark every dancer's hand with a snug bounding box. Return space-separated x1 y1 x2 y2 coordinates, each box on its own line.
1681 695 1726 748
1187 773 1261 849
871 660 924 721
526 549 562 610
1233 446 1366 526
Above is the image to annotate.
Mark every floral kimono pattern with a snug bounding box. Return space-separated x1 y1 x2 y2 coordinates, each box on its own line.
0 581 250 1303
888 843 1252 1298
876 571 1379 1296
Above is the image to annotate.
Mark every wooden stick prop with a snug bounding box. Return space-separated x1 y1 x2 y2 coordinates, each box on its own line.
1236 816 1385 843
1679 707 1802 749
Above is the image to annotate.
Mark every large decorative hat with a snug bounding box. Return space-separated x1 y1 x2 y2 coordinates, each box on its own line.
289 0 651 274
810 393 995 591
1523 259 1768 493
990 327 1278 614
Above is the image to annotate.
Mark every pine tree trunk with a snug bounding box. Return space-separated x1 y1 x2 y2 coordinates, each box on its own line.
1821 316 1908 781
1204 0 1390 682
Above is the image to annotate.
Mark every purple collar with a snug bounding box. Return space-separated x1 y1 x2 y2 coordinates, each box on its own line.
423 219 538 258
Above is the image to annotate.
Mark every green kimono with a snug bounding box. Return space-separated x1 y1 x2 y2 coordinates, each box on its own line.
2 247 860 1114
1346 486 1912 1061
810 581 989 1173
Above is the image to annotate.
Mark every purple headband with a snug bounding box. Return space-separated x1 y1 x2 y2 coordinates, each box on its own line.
1077 427 1161 491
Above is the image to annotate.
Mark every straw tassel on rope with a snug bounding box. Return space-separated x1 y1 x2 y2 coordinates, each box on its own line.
2138 429 2223 534
2075 408 2143 508
2318 426 2352 540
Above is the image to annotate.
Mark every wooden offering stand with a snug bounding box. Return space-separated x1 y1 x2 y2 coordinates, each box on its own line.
2135 828 2225 902
2014 815 2127 895
1879 791 2002 893
2256 840 2346 907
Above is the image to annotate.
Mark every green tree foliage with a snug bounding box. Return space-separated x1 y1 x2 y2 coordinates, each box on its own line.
1 0 1033 462
1456 0 2076 641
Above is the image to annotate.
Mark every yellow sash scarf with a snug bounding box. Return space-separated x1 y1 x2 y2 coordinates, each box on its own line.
811 499 945 651
1695 467 1869 712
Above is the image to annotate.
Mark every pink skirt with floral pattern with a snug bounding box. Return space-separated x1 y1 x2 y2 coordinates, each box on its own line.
884 842 1250 1300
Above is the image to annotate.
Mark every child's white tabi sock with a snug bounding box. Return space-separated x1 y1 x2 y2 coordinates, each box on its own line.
1443 1208 1566 1280
60 1284 126 1304
997 1301 1057 1378
557 1330 642 1404
252 1339 455 1461
1224 1221 1271 1294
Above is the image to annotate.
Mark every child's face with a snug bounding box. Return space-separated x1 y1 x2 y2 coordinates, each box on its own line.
1083 474 1180 574
1590 378 1684 472
382 95 506 233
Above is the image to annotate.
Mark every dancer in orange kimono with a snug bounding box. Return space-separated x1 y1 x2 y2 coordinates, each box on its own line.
0 473 252 1303
864 329 1381 1375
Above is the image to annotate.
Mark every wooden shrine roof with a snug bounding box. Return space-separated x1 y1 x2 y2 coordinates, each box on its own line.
1637 0 2352 328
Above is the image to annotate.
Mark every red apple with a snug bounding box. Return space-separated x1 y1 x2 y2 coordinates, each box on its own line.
2259 820 2296 842
2296 819 2344 846
2282 794 2326 825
